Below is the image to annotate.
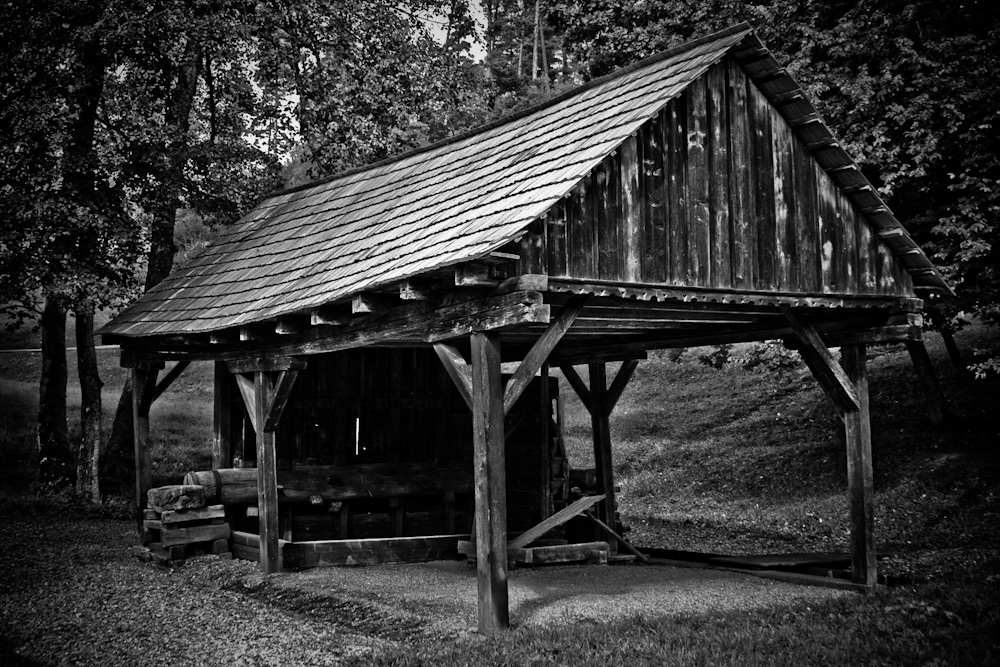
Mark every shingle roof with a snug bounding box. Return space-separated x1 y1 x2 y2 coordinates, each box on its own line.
101 25 754 338
101 23 948 339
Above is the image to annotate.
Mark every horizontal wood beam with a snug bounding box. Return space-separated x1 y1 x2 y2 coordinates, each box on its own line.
228 356 308 375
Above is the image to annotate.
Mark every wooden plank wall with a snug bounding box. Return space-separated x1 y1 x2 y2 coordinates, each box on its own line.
511 57 915 298
227 348 556 537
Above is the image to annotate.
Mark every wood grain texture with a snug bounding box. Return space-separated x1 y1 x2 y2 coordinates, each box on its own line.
842 344 876 587
471 332 509 634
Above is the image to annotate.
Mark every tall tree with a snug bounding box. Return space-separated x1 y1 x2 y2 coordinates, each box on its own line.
1 0 142 495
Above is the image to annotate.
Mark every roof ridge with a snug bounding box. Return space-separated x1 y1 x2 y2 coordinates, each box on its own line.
265 22 754 201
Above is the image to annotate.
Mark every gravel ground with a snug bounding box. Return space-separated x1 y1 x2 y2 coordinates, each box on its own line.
0 505 851 666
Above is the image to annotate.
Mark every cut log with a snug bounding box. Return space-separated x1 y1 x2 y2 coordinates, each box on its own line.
160 505 225 524
147 485 206 511
510 541 610 565
160 523 230 547
183 462 473 505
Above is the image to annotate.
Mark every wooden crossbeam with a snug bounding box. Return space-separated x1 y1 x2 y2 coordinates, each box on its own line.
434 298 584 416
781 306 860 417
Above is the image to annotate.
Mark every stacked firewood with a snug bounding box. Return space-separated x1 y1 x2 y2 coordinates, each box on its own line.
142 485 231 562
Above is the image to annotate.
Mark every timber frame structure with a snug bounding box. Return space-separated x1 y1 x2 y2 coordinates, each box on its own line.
101 24 951 634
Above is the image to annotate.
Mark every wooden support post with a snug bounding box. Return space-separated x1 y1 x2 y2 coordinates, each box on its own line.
471 332 509 634
131 365 161 530
213 361 232 468
255 370 281 574
230 356 305 575
905 340 948 427
588 363 618 556
842 344 876 587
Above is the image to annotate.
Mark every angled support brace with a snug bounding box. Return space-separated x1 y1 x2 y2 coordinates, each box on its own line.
435 297 587 416
781 306 860 417
434 343 473 411
557 359 641 555
503 296 587 415
227 356 307 575
150 360 190 404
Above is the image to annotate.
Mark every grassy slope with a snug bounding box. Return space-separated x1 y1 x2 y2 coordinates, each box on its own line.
556 325 1000 580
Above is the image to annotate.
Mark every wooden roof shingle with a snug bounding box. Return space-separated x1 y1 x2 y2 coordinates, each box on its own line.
101 23 948 339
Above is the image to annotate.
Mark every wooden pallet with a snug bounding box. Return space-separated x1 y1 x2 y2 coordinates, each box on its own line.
142 504 231 561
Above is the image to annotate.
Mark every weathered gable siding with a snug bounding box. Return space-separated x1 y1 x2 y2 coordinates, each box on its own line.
511 56 915 298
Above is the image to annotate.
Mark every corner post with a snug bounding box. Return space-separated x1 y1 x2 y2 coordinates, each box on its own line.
213 361 232 468
471 332 509 633
588 363 618 555
130 362 162 530
842 344 877 587
255 370 281 574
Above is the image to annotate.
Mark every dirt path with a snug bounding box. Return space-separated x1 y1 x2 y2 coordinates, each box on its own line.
0 505 848 666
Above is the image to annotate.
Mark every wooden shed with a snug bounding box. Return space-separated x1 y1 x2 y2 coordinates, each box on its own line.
100 24 950 634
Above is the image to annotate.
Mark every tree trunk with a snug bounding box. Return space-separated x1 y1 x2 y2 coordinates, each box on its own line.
104 39 202 494
38 295 73 488
74 299 103 501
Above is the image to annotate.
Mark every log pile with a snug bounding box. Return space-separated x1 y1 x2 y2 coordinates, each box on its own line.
143 485 231 562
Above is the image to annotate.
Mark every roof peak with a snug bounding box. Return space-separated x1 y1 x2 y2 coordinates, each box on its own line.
266 22 755 201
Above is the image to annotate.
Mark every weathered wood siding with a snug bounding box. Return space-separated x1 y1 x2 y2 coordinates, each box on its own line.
511 56 915 297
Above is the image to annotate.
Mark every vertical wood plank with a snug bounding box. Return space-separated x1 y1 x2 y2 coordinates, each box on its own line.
794 147 820 292
540 364 554 521
842 344 876 587
568 174 595 278
588 363 618 556
620 134 642 282
131 368 156 529
642 110 668 282
546 200 568 277
213 361 232 469
596 153 620 280
748 78 777 289
471 332 509 634
255 371 281 574
686 76 711 285
771 107 796 290
838 196 857 293
727 58 755 288
667 97 688 285
818 170 839 293
707 62 732 289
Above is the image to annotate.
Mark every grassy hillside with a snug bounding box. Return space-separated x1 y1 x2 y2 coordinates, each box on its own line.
556 324 1000 580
